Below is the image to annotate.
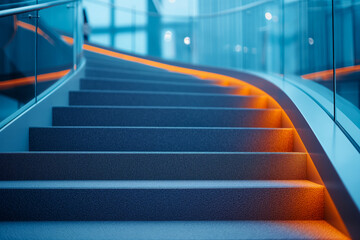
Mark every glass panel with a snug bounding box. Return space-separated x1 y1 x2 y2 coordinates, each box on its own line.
76 0 84 66
82 0 360 147
283 0 334 116
36 2 74 97
0 11 36 127
334 0 360 144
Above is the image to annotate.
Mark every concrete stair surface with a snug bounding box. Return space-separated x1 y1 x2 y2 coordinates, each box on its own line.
0 153 306 180
80 78 248 94
0 49 349 239
69 90 268 108
0 221 347 240
52 106 281 127
0 180 323 221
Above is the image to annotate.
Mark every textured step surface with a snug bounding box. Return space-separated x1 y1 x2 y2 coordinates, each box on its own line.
85 68 206 82
69 91 268 108
0 152 306 180
52 106 281 127
86 66 189 76
0 180 324 221
80 78 247 94
81 75 215 85
85 60 169 73
29 127 293 152
0 47 347 239
0 221 348 240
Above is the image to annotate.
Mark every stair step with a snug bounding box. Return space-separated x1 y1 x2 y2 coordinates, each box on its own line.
0 152 306 180
29 127 293 152
0 221 348 240
82 75 215 85
85 60 168 73
69 91 268 108
0 220 349 240
85 68 203 82
53 107 281 127
85 60 180 72
80 78 248 94
0 180 323 221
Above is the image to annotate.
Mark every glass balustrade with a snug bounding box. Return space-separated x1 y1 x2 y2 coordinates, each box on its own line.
0 0 83 128
83 0 360 150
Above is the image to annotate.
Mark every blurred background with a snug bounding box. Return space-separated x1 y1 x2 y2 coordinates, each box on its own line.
0 0 360 148
83 0 360 147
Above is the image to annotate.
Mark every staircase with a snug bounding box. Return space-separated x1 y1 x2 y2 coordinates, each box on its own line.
0 50 349 239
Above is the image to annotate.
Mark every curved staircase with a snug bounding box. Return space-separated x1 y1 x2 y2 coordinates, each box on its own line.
0 49 349 239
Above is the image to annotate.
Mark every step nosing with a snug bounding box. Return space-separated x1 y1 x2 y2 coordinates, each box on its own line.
0 220 347 240
81 78 227 87
70 90 259 97
31 126 293 130
0 151 306 155
0 180 323 189
54 106 279 111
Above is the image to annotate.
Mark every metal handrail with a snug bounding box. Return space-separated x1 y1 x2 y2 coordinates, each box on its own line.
0 0 77 18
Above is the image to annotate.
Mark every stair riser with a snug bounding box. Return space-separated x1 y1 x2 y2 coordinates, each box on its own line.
80 79 245 94
85 69 198 81
52 107 281 128
0 187 323 221
0 153 306 180
85 62 167 73
69 92 268 108
82 76 214 85
29 128 293 152
86 66 187 77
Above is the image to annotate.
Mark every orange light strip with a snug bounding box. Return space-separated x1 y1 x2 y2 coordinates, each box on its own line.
82 44 272 98
16 20 54 45
0 69 71 90
61 35 74 45
302 65 360 81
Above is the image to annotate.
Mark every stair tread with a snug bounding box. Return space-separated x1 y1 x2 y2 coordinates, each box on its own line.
69 90 267 108
0 151 308 154
52 106 282 127
0 221 348 240
29 127 294 152
54 106 277 111
71 89 253 97
81 78 223 87
0 151 308 181
80 76 215 84
33 126 290 129
0 180 323 189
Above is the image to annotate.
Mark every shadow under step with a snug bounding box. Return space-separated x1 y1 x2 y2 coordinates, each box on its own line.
0 220 348 240
69 91 268 108
80 78 248 94
0 152 306 180
29 127 293 152
52 107 281 128
0 180 323 221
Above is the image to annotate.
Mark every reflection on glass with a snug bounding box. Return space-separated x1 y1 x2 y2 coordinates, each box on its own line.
284 0 334 115
0 12 36 125
36 3 74 97
334 0 360 144
78 0 360 147
0 1 83 128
